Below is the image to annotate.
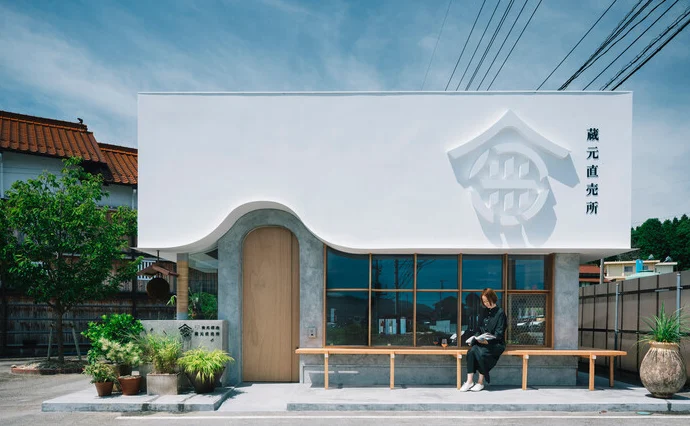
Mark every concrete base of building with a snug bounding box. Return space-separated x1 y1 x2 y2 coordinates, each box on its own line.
42 387 233 412
301 355 577 387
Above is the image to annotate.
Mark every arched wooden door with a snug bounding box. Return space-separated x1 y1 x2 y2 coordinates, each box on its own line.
242 227 299 382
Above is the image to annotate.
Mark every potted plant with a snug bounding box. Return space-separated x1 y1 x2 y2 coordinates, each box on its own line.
639 304 689 398
83 362 118 397
99 337 142 395
134 333 156 392
178 348 234 394
146 334 183 395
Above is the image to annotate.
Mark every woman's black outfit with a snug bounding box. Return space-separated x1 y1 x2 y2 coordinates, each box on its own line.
466 306 507 384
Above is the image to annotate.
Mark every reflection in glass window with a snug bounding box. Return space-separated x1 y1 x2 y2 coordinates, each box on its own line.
462 255 503 290
416 292 458 346
327 248 369 289
416 255 458 290
507 293 547 346
326 292 369 345
508 255 546 290
371 291 413 346
460 291 503 347
371 255 414 290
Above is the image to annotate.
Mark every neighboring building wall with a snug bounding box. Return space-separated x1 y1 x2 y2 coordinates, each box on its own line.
1 151 134 209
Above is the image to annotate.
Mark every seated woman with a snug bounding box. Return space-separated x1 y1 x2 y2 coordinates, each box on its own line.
460 288 506 392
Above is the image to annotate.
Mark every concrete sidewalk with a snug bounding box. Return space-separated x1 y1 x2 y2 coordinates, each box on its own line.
220 373 690 413
42 372 690 413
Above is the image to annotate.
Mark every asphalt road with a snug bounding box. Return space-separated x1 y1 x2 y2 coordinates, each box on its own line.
2 358 690 426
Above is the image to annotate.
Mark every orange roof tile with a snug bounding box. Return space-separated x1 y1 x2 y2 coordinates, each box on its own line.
99 143 138 186
0 110 107 164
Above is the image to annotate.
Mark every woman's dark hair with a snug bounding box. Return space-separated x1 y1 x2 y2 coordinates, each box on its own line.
481 288 498 305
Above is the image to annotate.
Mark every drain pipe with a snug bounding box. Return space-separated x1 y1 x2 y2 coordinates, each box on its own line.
614 282 620 351
677 272 681 315
131 188 137 210
0 152 4 198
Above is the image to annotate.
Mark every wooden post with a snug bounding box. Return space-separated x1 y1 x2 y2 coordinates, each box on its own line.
609 356 614 387
457 354 462 389
589 355 596 391
324 353 329 390
522 355 529 390
176 253 189 319
390 353 395 389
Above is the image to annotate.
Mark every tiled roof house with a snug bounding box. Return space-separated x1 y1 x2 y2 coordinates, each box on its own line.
0 110 137 205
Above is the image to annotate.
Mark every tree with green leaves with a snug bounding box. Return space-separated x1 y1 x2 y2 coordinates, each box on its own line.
1 158 140 362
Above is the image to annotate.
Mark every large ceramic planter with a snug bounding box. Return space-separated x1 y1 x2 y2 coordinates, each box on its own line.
94 381 114 397
640 342 687 398
146 373 180 395
118 375 142 396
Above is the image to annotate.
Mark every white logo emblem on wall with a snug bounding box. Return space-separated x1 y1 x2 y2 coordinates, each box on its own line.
447 110 578 247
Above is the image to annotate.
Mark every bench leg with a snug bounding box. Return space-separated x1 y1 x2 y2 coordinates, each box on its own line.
390 353 395 390
457 354 462 390
324 353 329 390
609 356 614 387
589 355 596 391
522 355 529 390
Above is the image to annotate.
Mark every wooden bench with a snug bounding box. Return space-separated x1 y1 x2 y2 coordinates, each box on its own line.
295 347 626 391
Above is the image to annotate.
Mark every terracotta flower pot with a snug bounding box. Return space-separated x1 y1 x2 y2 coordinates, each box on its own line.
640 342 687 398
118 375 142 396
94 381 114 397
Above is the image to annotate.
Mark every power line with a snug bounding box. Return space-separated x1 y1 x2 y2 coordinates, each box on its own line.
421 0 454 90
464 0 516 91
584 0 681 90
445 0 487 91
611 13 690 89
559 0 650 90
536 0 619 90
487 0 543 90
455 0 502 91
477 0 530 91
573 0 670 88
602 5 690 89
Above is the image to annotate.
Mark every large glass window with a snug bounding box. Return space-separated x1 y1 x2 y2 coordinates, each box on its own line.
371 255 414 290
508 255 547 290
327 250 369 289
506 255 549 346
416 255 458 290
371 291 413 346
462 255 503 290
324 250 551 348
416 292 458 346
326 291 369 346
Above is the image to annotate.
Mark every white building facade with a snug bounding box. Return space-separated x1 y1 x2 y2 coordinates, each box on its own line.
138 92 632 386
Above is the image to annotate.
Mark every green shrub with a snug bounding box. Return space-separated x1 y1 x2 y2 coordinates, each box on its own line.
83 362 117 383
82 313 144 363
640 304 689 344
178 348 234 384
99 337 142 367
146 333 182 374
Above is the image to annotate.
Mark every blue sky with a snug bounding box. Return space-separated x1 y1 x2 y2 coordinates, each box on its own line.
0 0 689 226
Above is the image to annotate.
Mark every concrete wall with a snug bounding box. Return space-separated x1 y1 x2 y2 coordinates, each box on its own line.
217 209 324 385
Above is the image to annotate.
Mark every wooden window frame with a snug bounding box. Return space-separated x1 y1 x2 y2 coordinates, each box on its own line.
323 248 554 349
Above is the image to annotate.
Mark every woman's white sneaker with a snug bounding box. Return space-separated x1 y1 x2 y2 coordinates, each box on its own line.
459 381 474 392
470 383 484 392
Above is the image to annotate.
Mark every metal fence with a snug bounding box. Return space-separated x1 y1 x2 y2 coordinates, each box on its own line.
578 270 690 384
